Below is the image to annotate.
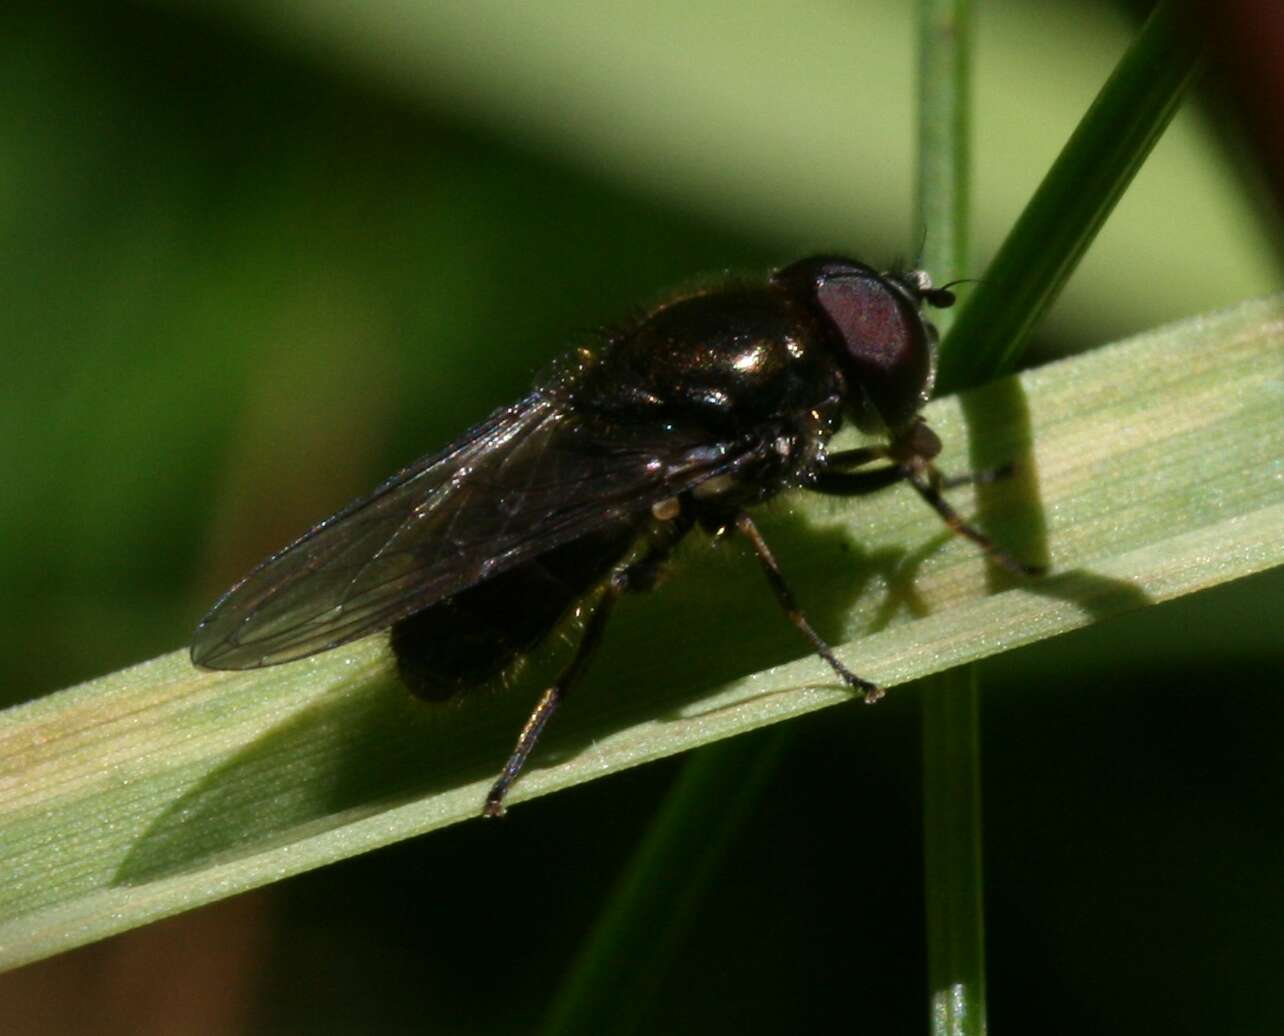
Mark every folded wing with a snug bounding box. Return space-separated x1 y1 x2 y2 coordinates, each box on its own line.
191 392 756 668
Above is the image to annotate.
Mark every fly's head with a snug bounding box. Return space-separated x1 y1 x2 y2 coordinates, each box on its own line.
773 256 955 438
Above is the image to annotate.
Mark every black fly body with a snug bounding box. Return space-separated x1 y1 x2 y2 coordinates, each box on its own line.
191 257 1040 815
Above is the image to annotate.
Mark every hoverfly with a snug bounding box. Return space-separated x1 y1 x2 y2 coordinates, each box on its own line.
191 256 1039 816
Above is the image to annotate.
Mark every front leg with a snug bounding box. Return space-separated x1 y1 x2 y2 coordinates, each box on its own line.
810 465 905 497
900 456 1044 577
811 445 1016 499
811 435 1040 576
809 444 903 496
824 445 892 470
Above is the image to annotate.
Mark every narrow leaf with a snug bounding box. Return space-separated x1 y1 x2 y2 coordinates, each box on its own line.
0 296 1280 969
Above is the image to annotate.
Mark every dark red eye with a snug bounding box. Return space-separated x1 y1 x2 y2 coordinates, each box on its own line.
774 256 938 431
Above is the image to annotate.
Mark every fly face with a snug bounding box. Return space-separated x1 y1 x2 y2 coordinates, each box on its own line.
191 256 1039 816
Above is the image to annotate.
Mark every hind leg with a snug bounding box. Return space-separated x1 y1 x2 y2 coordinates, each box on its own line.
483 521 689 817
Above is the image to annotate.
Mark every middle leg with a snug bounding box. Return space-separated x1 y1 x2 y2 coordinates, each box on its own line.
732 511 883 701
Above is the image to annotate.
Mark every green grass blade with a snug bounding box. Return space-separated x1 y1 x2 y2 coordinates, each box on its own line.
935 0 1203 393
919 9 1204 1020
1 296 1280 969
916 2 986 1034
540 729 789 1036
922 666 987 1036
915 0 972 307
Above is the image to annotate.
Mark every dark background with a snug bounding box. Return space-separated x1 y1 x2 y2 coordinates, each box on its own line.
1 2 1280 1033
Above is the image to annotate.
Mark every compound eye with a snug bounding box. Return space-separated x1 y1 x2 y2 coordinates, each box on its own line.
814 272 933 429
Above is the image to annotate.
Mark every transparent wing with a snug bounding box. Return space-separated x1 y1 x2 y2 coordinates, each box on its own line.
191 392 756 668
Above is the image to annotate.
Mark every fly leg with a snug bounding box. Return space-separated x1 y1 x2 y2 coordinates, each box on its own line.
814 442 1038 576
811 459 1015 497
810 465 905 496
732 511 883 702
824 445 892 468
483 521 688 817
900 456 1044 577
814 444 1014 496
482 583 618 817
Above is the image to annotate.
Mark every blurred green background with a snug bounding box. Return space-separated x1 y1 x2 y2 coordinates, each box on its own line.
1 1 1280 1033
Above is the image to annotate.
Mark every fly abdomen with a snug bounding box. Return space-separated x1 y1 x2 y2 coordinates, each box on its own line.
390 520 639 701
